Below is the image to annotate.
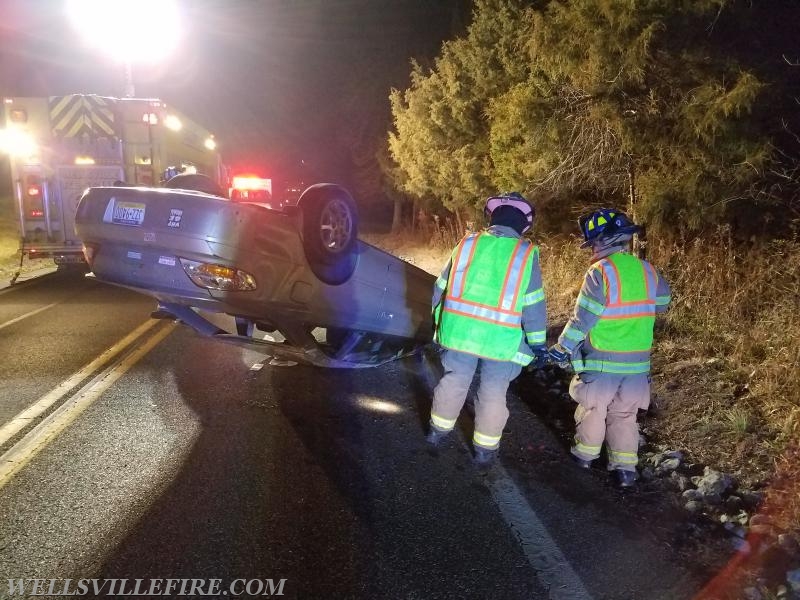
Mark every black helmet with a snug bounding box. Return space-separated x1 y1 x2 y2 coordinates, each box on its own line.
578 208 640 248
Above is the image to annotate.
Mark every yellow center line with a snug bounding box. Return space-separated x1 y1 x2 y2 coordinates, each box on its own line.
0 318 161 449
0 321 177 491
0 302 60 331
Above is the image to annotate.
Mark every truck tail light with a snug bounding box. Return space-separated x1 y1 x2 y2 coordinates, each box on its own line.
24 175 44 218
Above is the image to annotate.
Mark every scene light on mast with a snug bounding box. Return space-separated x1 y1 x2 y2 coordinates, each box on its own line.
66 0 181 63
66 0 181 96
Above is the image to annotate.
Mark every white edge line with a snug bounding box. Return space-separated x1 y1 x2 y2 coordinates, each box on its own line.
486 463 595 600
0 302 60 332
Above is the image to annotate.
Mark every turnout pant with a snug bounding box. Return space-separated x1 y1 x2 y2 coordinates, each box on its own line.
430 349 522 450
569 372 650 471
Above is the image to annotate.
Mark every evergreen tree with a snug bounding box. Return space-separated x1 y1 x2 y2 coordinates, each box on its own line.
495 0 768 234
389 0 798 237
389 0 531 220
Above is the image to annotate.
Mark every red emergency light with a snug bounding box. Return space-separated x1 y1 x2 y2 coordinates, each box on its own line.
230 175 273 204
27 185 40 196
231 175 270 191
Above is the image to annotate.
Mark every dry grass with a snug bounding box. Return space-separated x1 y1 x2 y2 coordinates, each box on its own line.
537 235 587 324
654 235 799 438
0 220 20 260
650 232 800 530
0 200 51 282
0 199 20 260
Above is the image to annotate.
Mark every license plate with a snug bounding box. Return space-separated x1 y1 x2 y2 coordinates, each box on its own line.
112 201 146 226
54 254 86 265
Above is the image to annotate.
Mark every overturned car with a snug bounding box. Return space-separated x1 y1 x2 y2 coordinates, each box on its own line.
74 182 435 367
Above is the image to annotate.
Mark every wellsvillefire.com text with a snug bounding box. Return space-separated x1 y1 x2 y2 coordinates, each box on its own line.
6 578 287 597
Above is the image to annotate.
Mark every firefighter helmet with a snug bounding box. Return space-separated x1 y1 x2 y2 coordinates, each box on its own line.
578 208 640 248
484 192 534 233
161 166 182 183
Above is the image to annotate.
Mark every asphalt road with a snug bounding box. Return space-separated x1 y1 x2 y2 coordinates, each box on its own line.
0 272 718 599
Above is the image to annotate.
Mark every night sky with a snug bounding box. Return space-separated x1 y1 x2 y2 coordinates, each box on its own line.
0 0 465 184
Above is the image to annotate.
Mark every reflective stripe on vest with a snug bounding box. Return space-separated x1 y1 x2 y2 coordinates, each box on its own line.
444 234 533 328
571 358 652 374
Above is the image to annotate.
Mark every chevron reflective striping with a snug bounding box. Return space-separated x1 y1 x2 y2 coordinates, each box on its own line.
49 95 75 121
50 95 82 134
49 95 116 138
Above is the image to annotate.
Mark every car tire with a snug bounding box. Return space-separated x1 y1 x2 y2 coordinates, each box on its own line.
163 173 226 197
298 184 359 285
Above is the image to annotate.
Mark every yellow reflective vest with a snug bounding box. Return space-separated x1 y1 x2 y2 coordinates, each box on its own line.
434 229 544 365
558 251 672 374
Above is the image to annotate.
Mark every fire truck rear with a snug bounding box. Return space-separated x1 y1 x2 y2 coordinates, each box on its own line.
0 94 224 280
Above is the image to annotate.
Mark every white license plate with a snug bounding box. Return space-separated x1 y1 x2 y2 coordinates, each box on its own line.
54 255 86 265
112 201 146 226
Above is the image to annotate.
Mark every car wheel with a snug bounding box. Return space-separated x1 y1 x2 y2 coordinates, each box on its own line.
163 173 226 197
298 184 359 285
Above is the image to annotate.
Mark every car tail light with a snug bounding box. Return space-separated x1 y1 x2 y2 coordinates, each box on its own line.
82 242 99 268
179 258 257 291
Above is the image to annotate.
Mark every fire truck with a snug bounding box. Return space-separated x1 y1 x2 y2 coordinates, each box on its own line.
0 94 225 281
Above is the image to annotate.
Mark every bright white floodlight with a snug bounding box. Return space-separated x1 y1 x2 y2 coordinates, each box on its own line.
0 128 37 157
66 0 181 95
164 115 183 131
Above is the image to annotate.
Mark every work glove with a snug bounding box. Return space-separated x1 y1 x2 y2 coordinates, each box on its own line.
528 344 549 369
548 343 571 367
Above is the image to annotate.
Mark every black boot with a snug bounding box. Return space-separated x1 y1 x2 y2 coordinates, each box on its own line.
570 453 593 469
473 445 497 466
426 425 450 446
612 469 637 488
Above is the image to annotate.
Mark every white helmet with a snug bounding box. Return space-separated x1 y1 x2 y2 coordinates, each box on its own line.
484 192 534 233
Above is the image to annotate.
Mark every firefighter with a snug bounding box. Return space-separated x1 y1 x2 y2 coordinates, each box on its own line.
427 192 548 465
549 208 671 487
